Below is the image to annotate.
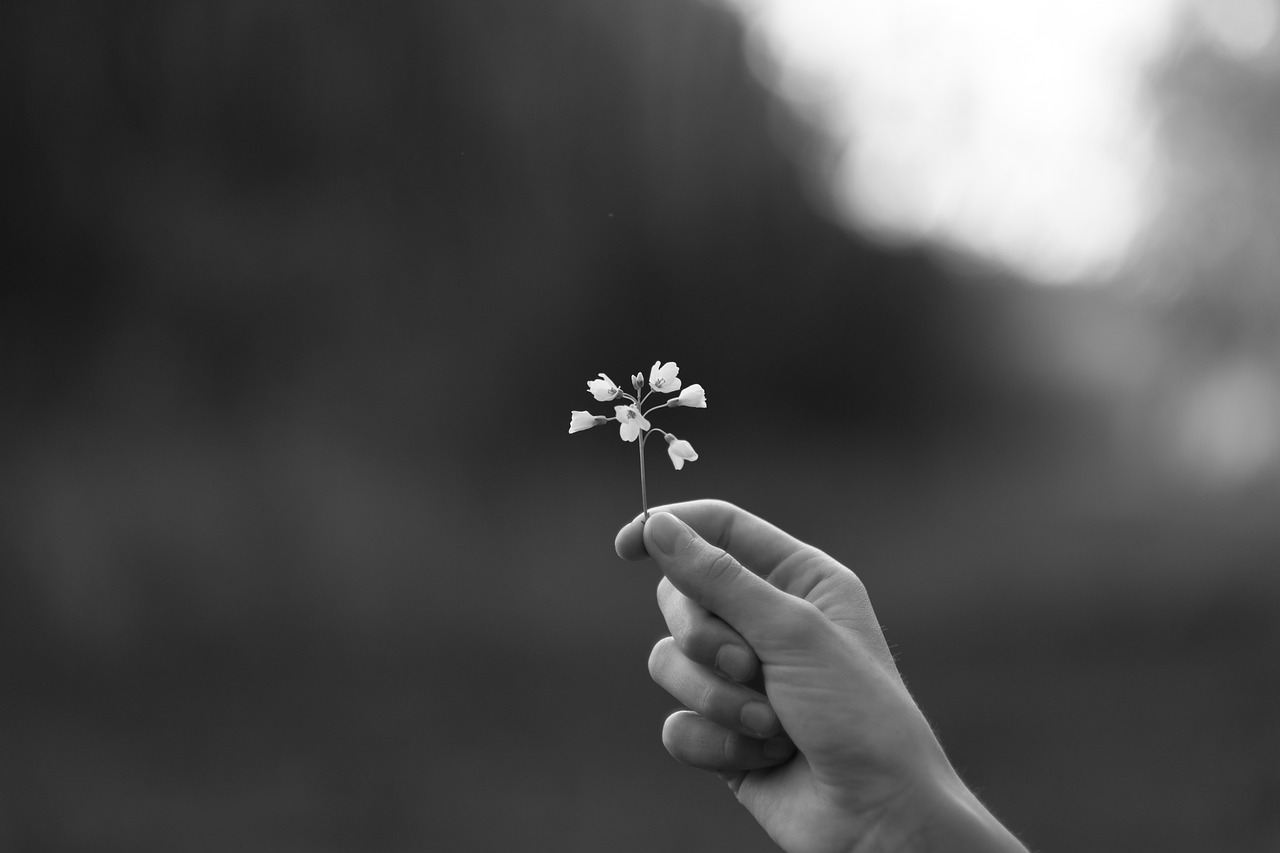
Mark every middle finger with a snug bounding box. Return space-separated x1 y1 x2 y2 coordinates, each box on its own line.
657 576 760 684
648 636 781 738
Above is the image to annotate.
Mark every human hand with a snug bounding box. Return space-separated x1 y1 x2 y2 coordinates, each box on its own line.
616 500 1027 853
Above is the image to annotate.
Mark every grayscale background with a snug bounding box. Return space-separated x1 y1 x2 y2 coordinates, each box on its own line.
3 2 1278 851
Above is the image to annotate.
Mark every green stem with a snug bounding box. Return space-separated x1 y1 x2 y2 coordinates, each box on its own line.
647 400 684 418
639 430 649 520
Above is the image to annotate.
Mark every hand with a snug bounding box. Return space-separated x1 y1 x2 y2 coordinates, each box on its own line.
616 500 1027 853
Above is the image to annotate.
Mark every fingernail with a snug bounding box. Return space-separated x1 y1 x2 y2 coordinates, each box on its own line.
741 701 777 737
647 512 691 557
763 736 793 761
715 645 754 682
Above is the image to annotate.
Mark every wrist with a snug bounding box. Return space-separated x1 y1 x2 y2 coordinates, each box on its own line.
856 774 1028 853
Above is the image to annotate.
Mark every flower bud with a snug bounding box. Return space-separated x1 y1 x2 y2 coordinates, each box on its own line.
568 411 606 434
665 435 699 470
672 384 706 408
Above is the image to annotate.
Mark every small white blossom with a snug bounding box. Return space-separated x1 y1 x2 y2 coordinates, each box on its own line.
586 373 621 401
615 404 650 442
569 411 604 434
649 361 682 394
671 383 706 408
665 435 698 470
570 361 707 514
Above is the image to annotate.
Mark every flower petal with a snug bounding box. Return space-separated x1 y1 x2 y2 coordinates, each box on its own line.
615 404 647 442
569 411 600 434
675 384 706 408
587 373 620 402
649 361 682 393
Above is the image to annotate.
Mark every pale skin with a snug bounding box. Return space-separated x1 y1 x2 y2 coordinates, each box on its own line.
615 500 1029 853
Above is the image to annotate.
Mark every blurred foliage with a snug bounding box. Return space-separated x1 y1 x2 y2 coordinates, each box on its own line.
0 0 1026 655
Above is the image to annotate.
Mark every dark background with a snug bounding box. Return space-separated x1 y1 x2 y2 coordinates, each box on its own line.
3 2 1279 851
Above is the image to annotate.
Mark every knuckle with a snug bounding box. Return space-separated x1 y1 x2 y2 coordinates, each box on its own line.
774 597 830 645
720 729 738 767
692 673 719 718
702 547 741 588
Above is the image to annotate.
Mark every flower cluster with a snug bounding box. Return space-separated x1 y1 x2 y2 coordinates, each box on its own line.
568 361 706 517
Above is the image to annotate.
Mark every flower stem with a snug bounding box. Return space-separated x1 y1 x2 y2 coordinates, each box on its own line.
639 430 649 520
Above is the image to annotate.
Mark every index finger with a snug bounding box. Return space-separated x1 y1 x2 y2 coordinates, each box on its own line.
614 499 810 579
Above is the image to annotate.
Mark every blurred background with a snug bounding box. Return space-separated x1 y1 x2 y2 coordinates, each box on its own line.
2 0 1279 850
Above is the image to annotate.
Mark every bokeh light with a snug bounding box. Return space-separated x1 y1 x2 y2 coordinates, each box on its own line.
715 0 1276 285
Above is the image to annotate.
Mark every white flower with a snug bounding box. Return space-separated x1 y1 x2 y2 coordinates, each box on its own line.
586 373 621 402
615 404 650 442
649 361 682 394
568 411 604 434
672 383 706 408
665 435 698 470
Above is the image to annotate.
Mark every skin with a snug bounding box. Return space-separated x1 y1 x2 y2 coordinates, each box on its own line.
616 499 1028 853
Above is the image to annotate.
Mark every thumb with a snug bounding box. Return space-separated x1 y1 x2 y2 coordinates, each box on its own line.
644 512 803 648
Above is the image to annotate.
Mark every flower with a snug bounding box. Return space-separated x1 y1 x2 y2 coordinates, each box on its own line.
586 373 621 402
665 434 698 470
615 404 650 442
649 361 682 394
569 411 604 434
569 361 707 516
670 383 706 408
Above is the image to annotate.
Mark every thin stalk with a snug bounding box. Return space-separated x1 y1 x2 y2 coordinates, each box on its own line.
638 431 649 520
